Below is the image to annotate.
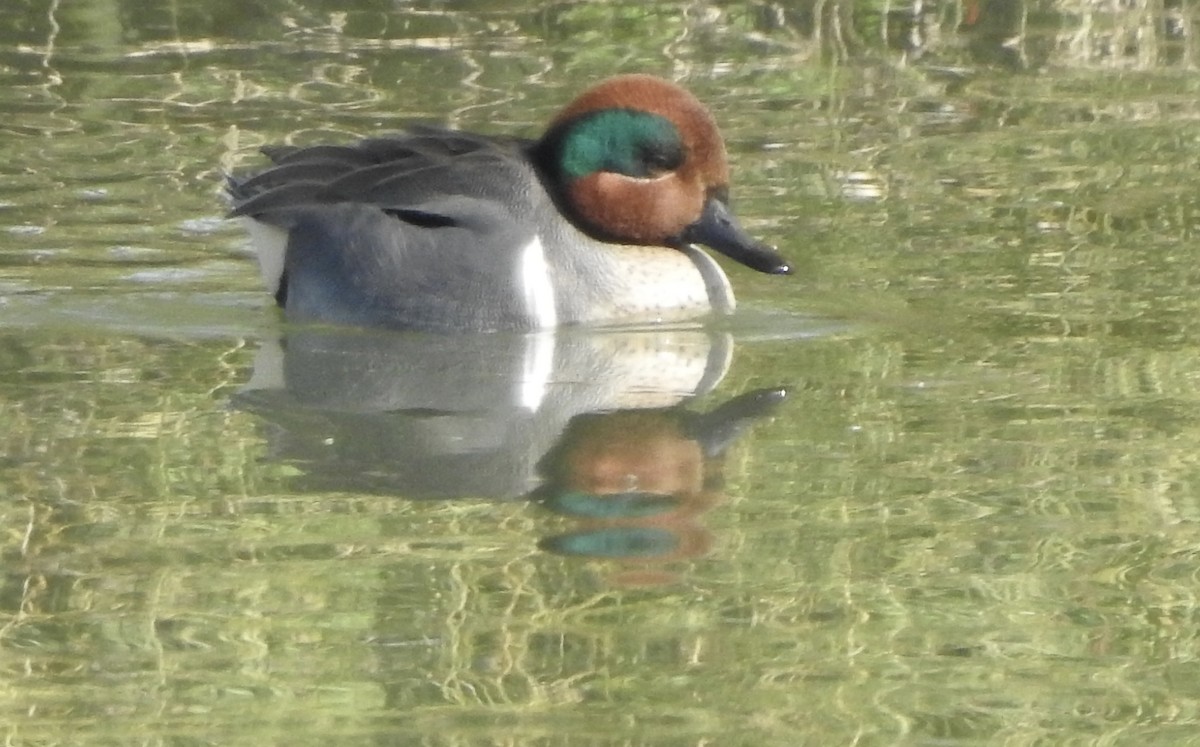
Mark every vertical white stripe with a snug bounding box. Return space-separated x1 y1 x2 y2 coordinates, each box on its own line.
519 330 556 412
519 236 557 329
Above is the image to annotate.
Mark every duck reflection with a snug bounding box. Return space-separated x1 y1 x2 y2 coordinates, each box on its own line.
237 326 783 576
532 388 784 585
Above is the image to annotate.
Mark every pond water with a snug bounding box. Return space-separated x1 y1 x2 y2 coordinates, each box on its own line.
3 1 1200 744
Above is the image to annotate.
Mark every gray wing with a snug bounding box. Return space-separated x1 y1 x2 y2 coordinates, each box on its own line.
229 132 545 331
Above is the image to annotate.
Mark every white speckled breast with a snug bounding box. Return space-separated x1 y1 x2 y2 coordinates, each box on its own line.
581 243 735 325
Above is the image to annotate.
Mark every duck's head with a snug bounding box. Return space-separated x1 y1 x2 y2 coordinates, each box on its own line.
535 74 791 276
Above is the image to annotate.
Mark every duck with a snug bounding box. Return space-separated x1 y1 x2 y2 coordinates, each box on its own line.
227 74 791 332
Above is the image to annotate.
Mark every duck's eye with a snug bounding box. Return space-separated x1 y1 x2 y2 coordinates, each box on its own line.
639 140 685 175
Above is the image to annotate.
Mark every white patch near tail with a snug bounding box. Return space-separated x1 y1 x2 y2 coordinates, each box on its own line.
241 218 288 297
